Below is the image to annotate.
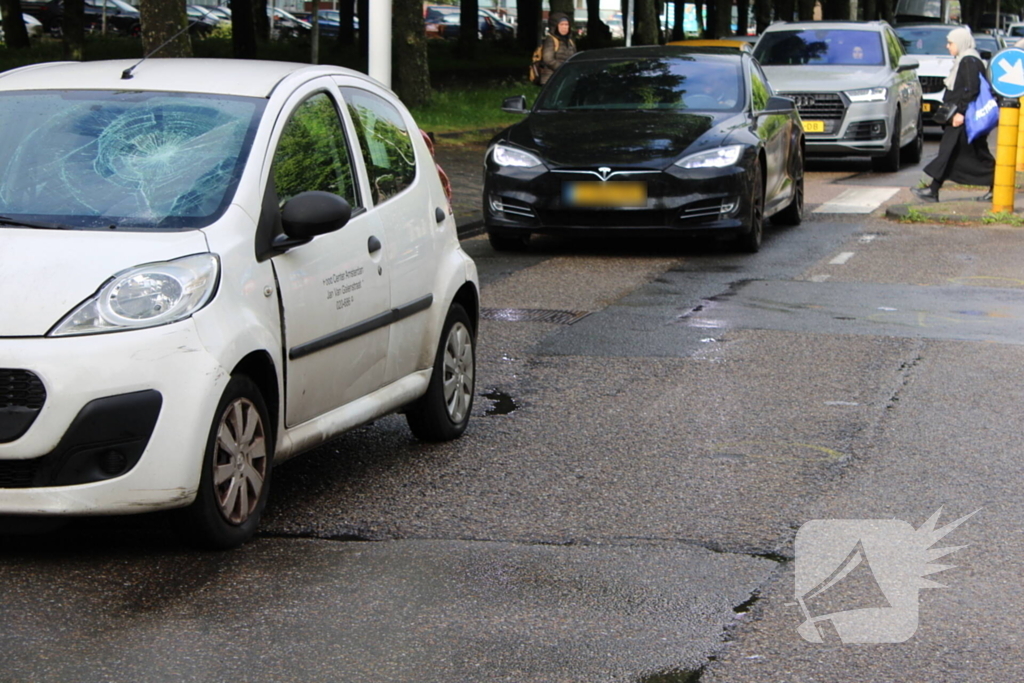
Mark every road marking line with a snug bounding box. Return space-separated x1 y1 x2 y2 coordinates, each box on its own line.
829 251 855 265
809 274 831 282
813 187 900 214
858 234 878 243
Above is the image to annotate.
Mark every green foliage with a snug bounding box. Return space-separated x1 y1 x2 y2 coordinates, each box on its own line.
408 80 534 133
273 93 357 205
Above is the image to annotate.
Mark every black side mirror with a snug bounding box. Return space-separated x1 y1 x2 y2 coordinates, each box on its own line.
280 191 352 241
760 94 797 115
502 95 527 113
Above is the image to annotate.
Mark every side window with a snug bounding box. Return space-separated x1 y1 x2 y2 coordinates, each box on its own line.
273 92 359 208
750 64 770 111
340 87 416 205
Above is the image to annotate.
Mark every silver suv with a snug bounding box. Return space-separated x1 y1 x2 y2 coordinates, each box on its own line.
753 21 922 172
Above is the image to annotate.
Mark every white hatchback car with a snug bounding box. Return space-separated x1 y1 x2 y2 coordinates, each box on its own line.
0 59 479 548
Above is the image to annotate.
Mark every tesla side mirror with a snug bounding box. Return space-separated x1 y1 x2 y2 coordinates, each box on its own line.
502 95 528 113
897 55 919 72
760 94 797 115
280 191 352 241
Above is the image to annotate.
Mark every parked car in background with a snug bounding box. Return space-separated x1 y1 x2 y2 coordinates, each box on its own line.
0 13 43 42
485 46 805 253
973 31 1001 59
424 4 514 40
894 23 958 124
270 7 310 39
22 0 140 37
188 4 229 26
754 21 923 172
667 38 753 52
185 5 220 35
0 58 479 549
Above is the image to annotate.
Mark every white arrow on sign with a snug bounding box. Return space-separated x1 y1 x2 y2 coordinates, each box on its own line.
997 56 1024 86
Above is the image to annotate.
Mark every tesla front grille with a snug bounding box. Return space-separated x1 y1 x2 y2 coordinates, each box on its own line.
787 92 846 119
919 76 945 94
0 369 46 443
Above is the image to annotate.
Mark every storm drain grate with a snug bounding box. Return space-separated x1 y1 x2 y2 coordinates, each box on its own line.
481 307 592 325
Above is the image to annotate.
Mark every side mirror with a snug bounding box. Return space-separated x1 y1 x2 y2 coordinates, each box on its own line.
280 191 352 241
760 94 797 115
980 49 993 60
502 95 528 113
897 55 919 72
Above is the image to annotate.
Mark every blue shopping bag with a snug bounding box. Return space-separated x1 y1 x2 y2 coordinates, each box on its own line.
966 75 999 143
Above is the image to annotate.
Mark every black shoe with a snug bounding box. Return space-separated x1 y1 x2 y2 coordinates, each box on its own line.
911 186 939 202
975 190 993 202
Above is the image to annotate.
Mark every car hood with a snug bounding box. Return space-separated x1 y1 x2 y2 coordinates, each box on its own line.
761 65 893 92
0 227 209 337
912 55 953 77
502 110 739 167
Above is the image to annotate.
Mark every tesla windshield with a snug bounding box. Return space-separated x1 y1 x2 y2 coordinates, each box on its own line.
0 90 265 230
536 56 744 112
754 30 886 66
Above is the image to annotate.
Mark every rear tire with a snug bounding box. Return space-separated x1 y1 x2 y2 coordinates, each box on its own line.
406 304 475 442
177 375 273 550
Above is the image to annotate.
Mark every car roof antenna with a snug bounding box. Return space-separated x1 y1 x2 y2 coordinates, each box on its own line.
122 17 202 80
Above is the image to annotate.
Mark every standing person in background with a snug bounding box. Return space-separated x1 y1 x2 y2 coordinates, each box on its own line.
539 12 576 85
912 27 995 202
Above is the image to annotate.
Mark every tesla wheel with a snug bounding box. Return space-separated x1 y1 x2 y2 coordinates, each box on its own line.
178 375 273 550
487 230 530 252
872 110 902 173
736 162 764 253
406 303 475 442
903 110 924 164
774 146 804 226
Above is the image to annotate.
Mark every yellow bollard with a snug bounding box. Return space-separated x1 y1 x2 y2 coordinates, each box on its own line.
1017 97 1024 172
994 98 1019 213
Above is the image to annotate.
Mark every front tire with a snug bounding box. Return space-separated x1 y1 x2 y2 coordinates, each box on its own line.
736 162 764 253
903 110 924 164
774 145 804 226
178 375 273 550
406 303 475 441
872 110 902 173
487 229 530 252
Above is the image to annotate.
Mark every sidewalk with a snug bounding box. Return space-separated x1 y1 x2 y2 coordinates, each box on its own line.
886 185 1024 224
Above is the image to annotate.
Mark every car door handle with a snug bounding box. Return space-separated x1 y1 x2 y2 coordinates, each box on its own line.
368 235 382 253
435 207 446 224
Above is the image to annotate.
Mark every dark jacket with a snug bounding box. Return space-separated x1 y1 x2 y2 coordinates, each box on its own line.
539 14 576 85
923 55 995 187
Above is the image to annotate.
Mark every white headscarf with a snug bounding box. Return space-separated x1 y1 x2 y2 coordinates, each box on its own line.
944 27 981 91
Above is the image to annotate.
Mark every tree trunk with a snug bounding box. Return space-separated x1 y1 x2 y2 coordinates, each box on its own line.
253 0 269 42
822 0 850 20
357 0 369 61
139 0 191 58
705 0 717 37
550 0 574 23
0 0 31 48
587 0 611 47
798 0 816 19
672 0 685 40
694 0 704 34
713 0 731 37
737 0 749 35
880 0 894 23
392 0 430 107
863 0 877 20
61 0 84 60
634 0 658 44
756 0 773 32
457 0 478 59
337 0 355 46
231 0 257 59
517 0 541 51
775 0 794 23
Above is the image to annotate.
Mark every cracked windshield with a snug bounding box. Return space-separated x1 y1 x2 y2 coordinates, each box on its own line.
0 91 264 229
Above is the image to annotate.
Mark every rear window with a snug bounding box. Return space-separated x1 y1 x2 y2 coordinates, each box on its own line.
754 29 886 66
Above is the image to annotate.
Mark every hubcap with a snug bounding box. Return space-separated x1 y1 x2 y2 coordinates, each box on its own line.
213 398 267 525
442 322 474 424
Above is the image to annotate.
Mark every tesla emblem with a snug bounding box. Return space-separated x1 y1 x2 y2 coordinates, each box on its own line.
597 166 612 181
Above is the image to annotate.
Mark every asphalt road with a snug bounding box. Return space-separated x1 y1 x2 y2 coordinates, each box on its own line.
3 134 1022 682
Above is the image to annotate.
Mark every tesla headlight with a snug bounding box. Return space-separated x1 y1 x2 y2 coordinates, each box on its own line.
491 142 544 168
50 253 220 336
675 145 744 169
845 87 888 103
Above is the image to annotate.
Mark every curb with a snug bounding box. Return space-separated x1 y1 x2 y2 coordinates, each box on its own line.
457 219 485 240
886 201 1024 224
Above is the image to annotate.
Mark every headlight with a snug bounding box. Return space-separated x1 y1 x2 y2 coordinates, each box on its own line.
845 87 888 103
675 145 744 169
50 253 220 336
491 142 544 168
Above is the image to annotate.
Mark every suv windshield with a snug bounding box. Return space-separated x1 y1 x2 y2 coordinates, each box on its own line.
536 56 744 112
0 90 264 230
754 29 885 66
895 26 953 54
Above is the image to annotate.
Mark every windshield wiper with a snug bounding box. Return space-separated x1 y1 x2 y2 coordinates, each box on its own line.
0 215 76 230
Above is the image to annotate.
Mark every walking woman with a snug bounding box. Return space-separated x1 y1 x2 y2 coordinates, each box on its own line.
539 13 577 86
912 27 995 202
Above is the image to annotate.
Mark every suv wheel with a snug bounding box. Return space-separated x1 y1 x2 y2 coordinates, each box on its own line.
872 110 902 173
903 110 924 164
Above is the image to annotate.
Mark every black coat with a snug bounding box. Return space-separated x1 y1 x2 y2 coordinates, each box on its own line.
923 54 995 187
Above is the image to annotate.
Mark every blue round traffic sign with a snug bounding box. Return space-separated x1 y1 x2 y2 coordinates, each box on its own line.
989 48 1024 98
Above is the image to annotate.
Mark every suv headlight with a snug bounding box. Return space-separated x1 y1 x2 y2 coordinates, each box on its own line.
50 253 220 336
675 145 744 169
845 87 888 103
491 142 545 168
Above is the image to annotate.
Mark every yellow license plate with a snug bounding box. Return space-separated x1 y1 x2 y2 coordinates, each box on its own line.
564 181 647 207
922 102 932 112
802 120 825 133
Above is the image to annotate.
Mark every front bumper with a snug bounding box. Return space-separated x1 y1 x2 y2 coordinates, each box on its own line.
789 95 893 157
483 161 754 238
0 321 230 515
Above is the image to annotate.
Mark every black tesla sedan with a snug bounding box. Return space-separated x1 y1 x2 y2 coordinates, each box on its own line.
484 46 805 252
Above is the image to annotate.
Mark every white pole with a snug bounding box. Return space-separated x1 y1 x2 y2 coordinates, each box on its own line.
369 0 392 88
625 0 633 46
